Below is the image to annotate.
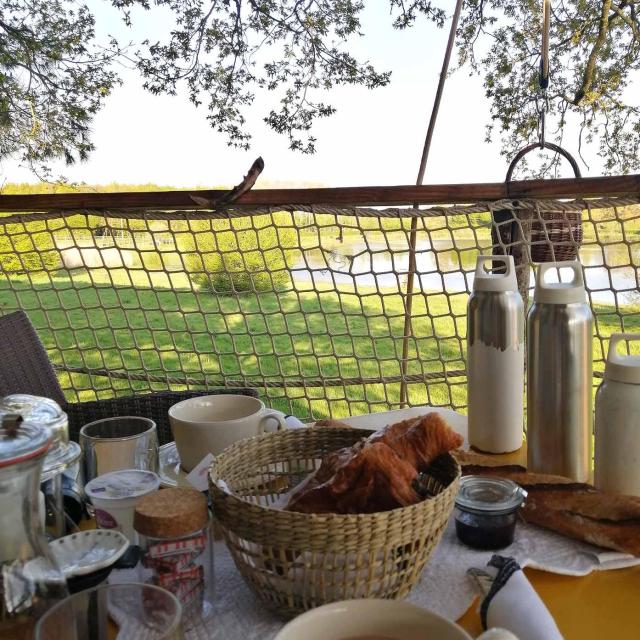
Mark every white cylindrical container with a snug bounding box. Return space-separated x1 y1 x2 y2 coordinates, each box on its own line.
467 255 525 453
595 333 640 495
85 469 160 543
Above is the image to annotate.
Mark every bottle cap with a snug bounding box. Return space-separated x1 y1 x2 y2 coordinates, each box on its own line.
604 333 640 384
473 255 519 292
534 261 587 304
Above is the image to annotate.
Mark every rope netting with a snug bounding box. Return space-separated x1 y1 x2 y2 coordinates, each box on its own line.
0 197 638 420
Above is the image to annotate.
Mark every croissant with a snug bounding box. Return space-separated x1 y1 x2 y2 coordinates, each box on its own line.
370 412 464 472
286 441 421 514
286 412 462 514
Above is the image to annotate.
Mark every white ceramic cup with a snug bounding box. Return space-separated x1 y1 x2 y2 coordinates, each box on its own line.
274 599 517 640
168 394 286 472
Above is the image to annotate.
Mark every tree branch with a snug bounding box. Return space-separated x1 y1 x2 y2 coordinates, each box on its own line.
573 0 612 105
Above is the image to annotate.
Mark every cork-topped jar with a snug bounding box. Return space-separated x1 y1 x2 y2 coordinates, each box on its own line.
134 488 214 628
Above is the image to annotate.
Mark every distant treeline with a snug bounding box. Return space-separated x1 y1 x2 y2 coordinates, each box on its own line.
0 180 326 195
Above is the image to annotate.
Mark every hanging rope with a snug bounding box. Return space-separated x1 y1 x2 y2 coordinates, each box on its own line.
400 0 465 407
537 0 551 147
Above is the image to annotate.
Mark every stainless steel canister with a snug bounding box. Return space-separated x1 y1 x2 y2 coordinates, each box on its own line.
527 261 593 481
467 255 525 453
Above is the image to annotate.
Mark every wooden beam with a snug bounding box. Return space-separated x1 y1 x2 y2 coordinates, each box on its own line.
0 174 638 212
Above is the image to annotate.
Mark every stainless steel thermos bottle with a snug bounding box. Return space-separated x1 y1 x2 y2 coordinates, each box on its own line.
527 261 593 482
467 255 525 453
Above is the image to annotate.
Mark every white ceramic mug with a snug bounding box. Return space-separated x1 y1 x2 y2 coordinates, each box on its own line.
168 394 286 471
274 599 517 640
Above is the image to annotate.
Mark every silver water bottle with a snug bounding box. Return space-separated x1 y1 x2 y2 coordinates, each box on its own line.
527 261 593 481
467 255 525 453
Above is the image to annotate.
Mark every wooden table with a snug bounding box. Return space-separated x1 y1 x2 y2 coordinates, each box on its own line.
455 444 640 638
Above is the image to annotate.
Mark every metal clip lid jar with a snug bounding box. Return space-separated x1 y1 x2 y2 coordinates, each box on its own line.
0 414 68 638
454 476 527 550
0 394 80 482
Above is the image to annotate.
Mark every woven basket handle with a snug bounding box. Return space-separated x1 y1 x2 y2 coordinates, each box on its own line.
505 142 582 184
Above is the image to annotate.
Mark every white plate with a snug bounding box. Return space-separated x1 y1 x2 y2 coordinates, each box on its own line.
49 529 129 577
157 406 468 488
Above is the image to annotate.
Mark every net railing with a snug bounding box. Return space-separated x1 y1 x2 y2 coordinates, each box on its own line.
0 196 638 421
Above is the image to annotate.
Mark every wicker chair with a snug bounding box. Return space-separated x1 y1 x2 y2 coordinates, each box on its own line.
0 310 258 444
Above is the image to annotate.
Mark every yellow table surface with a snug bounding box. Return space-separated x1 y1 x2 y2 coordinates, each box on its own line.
456 444 640 639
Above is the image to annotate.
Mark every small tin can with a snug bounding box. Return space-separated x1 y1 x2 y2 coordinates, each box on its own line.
134 487 214 628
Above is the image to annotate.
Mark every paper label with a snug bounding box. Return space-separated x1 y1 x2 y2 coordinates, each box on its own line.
185 453 215 492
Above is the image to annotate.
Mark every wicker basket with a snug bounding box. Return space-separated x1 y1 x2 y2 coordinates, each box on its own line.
505 141 584 263
209 427 460 618
530 209 583 262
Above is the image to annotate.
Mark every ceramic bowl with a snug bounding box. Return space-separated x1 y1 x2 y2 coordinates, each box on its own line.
49 529 129 578
274 599 473 640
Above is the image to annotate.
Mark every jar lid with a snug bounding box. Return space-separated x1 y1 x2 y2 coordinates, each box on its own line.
85 469 160 502
604 333 640 384
0 414 52 468
534 261 587 305
0 394 71 478
134 487 209 538
455 476 527 515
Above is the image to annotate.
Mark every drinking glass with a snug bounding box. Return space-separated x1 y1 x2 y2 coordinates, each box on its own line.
79 416 158 486
34 582 183 640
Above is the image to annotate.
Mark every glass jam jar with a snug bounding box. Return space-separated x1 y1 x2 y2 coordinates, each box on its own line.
134 487 214 629
0 394 81 539
0 413 68 640
454 476 527 550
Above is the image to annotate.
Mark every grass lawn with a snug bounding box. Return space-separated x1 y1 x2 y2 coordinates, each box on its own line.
0 269 638 420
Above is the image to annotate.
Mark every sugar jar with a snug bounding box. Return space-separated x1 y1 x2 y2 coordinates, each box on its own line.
134 487 214 629
0 414 68 639
595 333 640 495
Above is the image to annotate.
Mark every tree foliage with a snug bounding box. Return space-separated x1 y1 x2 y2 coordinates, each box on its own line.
0 0 121 176
113 0 444 153
457 0 640 174
0 1 639 174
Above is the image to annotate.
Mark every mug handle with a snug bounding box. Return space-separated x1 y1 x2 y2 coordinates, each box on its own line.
259 410 287 433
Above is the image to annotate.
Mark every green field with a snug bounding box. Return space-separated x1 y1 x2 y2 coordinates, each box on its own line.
1 184 638 419
1 270 637 420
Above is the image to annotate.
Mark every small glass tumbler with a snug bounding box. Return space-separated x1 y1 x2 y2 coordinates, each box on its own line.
79 416 158 486
34 582 183 640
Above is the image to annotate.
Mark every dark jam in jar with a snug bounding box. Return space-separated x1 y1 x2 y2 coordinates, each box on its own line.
454 508 517 550
454 476 526 551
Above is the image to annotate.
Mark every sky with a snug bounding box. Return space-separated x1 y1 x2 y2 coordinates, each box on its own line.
0 2 575 188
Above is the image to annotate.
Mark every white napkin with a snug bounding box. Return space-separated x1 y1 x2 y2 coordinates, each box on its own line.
284 414 306 428
480 556 563 640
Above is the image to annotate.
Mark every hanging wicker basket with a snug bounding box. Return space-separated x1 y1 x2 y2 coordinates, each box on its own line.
505 142 583 263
